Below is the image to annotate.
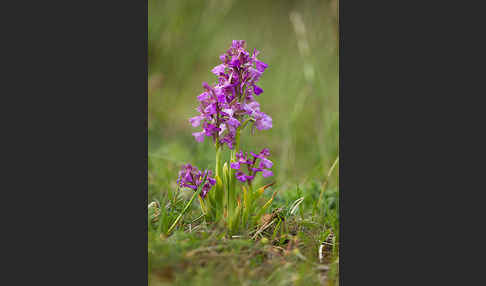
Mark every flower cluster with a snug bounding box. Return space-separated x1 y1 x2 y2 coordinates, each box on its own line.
177 164 216 199
230 148 273 183
190 40 272 149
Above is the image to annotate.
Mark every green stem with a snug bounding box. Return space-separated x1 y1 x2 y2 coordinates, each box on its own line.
215 143 221 178
234 129 241 154
231 118 252 161
247 181 254 216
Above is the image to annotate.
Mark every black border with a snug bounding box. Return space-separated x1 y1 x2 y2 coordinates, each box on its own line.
14 0 149 284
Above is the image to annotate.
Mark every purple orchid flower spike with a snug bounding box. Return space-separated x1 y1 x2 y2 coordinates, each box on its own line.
188 41 272 149
230 148 274 183
177 164 216 199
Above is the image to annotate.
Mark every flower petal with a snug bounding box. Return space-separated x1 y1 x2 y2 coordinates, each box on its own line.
255 60 268 72
192 131 206 142
255 112 272 130
197 92 209 102
235 172 247 182
226 117 241 128
259 158 273 169
253 85 263 95
262 169 273 177
189 115 203 127
211 64 226 75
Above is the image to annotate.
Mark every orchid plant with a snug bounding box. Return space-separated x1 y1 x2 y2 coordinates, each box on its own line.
169 40 276 235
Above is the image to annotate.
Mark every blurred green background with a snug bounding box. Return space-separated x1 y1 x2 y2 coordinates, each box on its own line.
148 0 339 199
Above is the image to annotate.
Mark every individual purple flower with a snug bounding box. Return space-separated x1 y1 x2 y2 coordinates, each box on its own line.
197 92 210 101
258 148 270 157
243 102 272 130
253 85 263 95
235 172 253 182
189 115 203 127
192 131 205 142
259 157 273 169
230 148 274 183
232 40 246 50
254 111 272 130
262 169 273 178
177 164 216 199
211 64 226 75
203 122 220 137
